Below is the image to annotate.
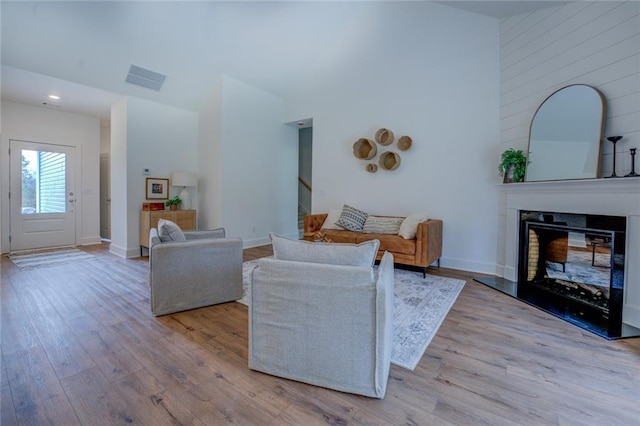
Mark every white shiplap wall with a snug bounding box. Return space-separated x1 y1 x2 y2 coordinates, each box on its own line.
499 1 640 176
496 1 640 276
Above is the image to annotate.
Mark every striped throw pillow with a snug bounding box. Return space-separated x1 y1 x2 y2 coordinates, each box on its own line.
362 216 403 234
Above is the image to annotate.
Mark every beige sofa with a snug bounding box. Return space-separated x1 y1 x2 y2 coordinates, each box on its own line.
304 213 442 276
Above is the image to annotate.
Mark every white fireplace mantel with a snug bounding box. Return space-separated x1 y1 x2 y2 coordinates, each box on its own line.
500 178 640 331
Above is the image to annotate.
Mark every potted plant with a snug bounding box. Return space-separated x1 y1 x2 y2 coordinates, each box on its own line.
499 148 527 183
165 195 182 210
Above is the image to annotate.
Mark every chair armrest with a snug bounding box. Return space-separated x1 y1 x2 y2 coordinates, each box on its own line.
375 251 394 397
415 219 443 267
184 228 225 240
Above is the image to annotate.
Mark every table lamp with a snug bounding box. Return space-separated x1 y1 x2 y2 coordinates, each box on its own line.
170 171 197 210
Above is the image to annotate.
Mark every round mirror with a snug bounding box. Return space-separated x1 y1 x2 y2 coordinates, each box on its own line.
526 84 606 181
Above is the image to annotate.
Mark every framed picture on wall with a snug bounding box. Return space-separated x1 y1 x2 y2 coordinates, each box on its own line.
145 177 169 200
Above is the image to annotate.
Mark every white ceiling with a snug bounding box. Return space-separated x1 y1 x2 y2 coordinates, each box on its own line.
1 1 568 122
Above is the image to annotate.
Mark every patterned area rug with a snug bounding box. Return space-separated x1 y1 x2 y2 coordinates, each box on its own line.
241 259 465 371
9 248 96 270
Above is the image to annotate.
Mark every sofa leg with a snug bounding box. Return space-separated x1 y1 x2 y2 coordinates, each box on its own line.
423 267 427 279
437 258 441 268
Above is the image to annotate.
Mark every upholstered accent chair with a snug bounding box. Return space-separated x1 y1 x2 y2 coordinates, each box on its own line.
248 235 394 399
148 227 243 316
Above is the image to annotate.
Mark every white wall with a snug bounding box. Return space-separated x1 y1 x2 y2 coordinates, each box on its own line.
99 120 110 154
496 1 640 274
109 98 128 256
284 2 500 273
0 101 101 252
109 97 198 257
198 78 224 231
198 75 298 247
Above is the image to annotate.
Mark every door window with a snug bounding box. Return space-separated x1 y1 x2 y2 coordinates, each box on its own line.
21 149 67 214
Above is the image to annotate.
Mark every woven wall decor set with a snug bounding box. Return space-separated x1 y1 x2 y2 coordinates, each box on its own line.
352 128 413 173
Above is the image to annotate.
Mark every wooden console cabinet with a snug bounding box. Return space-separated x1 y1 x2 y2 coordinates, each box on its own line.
140 209 196 254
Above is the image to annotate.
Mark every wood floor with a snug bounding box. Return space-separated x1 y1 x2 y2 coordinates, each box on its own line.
2 244 639 425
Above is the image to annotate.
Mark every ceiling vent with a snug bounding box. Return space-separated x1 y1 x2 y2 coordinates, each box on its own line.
125 65 166 91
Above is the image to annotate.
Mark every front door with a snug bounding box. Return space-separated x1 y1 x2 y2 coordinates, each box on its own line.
9 140 76 251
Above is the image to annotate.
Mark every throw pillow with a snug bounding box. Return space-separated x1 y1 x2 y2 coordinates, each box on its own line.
362 216 404 234
398 212 430 239
320 209 344 230
270 233 379 267
335 204 368 232
157 219 187 242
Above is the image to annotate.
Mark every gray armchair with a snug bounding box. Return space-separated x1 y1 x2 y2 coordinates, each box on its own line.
248 250 394 398
149 227 243 316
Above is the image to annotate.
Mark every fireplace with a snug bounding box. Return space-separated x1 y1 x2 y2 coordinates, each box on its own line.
517 211 626 338
474 178 640 339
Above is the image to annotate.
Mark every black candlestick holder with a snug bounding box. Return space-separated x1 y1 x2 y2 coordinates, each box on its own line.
625 148 638 177
606 136 623 178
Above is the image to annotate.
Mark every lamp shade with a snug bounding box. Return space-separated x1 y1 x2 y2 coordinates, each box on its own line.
171 171 197 187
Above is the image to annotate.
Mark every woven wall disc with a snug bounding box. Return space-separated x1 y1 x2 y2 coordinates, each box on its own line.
366 163 378 173
375 128 395 146
352 138 377 160
397 135 413 151
379 151 401 170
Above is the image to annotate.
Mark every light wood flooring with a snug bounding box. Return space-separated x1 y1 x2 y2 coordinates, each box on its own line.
1 243 639 425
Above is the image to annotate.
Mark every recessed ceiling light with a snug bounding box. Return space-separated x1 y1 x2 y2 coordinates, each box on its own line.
48 95 60 100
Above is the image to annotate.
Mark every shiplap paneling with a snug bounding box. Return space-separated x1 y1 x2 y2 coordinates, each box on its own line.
496 1 640 276
499 0 640 177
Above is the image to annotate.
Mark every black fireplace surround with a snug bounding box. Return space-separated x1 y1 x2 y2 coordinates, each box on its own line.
476 211 627 339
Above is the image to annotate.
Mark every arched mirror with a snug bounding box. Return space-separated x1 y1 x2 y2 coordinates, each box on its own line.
526 84 606 181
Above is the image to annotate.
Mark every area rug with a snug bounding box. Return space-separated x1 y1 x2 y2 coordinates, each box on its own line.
240 259 465 371
8 248 96 270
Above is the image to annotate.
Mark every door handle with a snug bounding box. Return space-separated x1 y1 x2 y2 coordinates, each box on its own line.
69 199 76 203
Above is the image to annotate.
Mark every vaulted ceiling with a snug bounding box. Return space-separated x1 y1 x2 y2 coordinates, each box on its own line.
1 1 568 121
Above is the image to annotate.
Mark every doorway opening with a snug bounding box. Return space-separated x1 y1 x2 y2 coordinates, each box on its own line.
297 121 312 235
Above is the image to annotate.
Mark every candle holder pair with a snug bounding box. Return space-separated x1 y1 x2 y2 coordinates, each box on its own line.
606 136 638 178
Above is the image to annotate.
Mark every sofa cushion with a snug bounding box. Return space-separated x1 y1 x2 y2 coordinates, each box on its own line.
335 204 368 232
363 216 403 234
320 209 343 230
356 233 416 256
398 212 430 239
158 219 187 242
270 233 379 267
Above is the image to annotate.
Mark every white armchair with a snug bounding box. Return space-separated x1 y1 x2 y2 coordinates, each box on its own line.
248 235 394 399
149 227 243 316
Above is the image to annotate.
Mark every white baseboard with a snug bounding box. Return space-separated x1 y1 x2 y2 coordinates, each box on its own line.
440 256 498 275
79 236 102 246
109 244 140 259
